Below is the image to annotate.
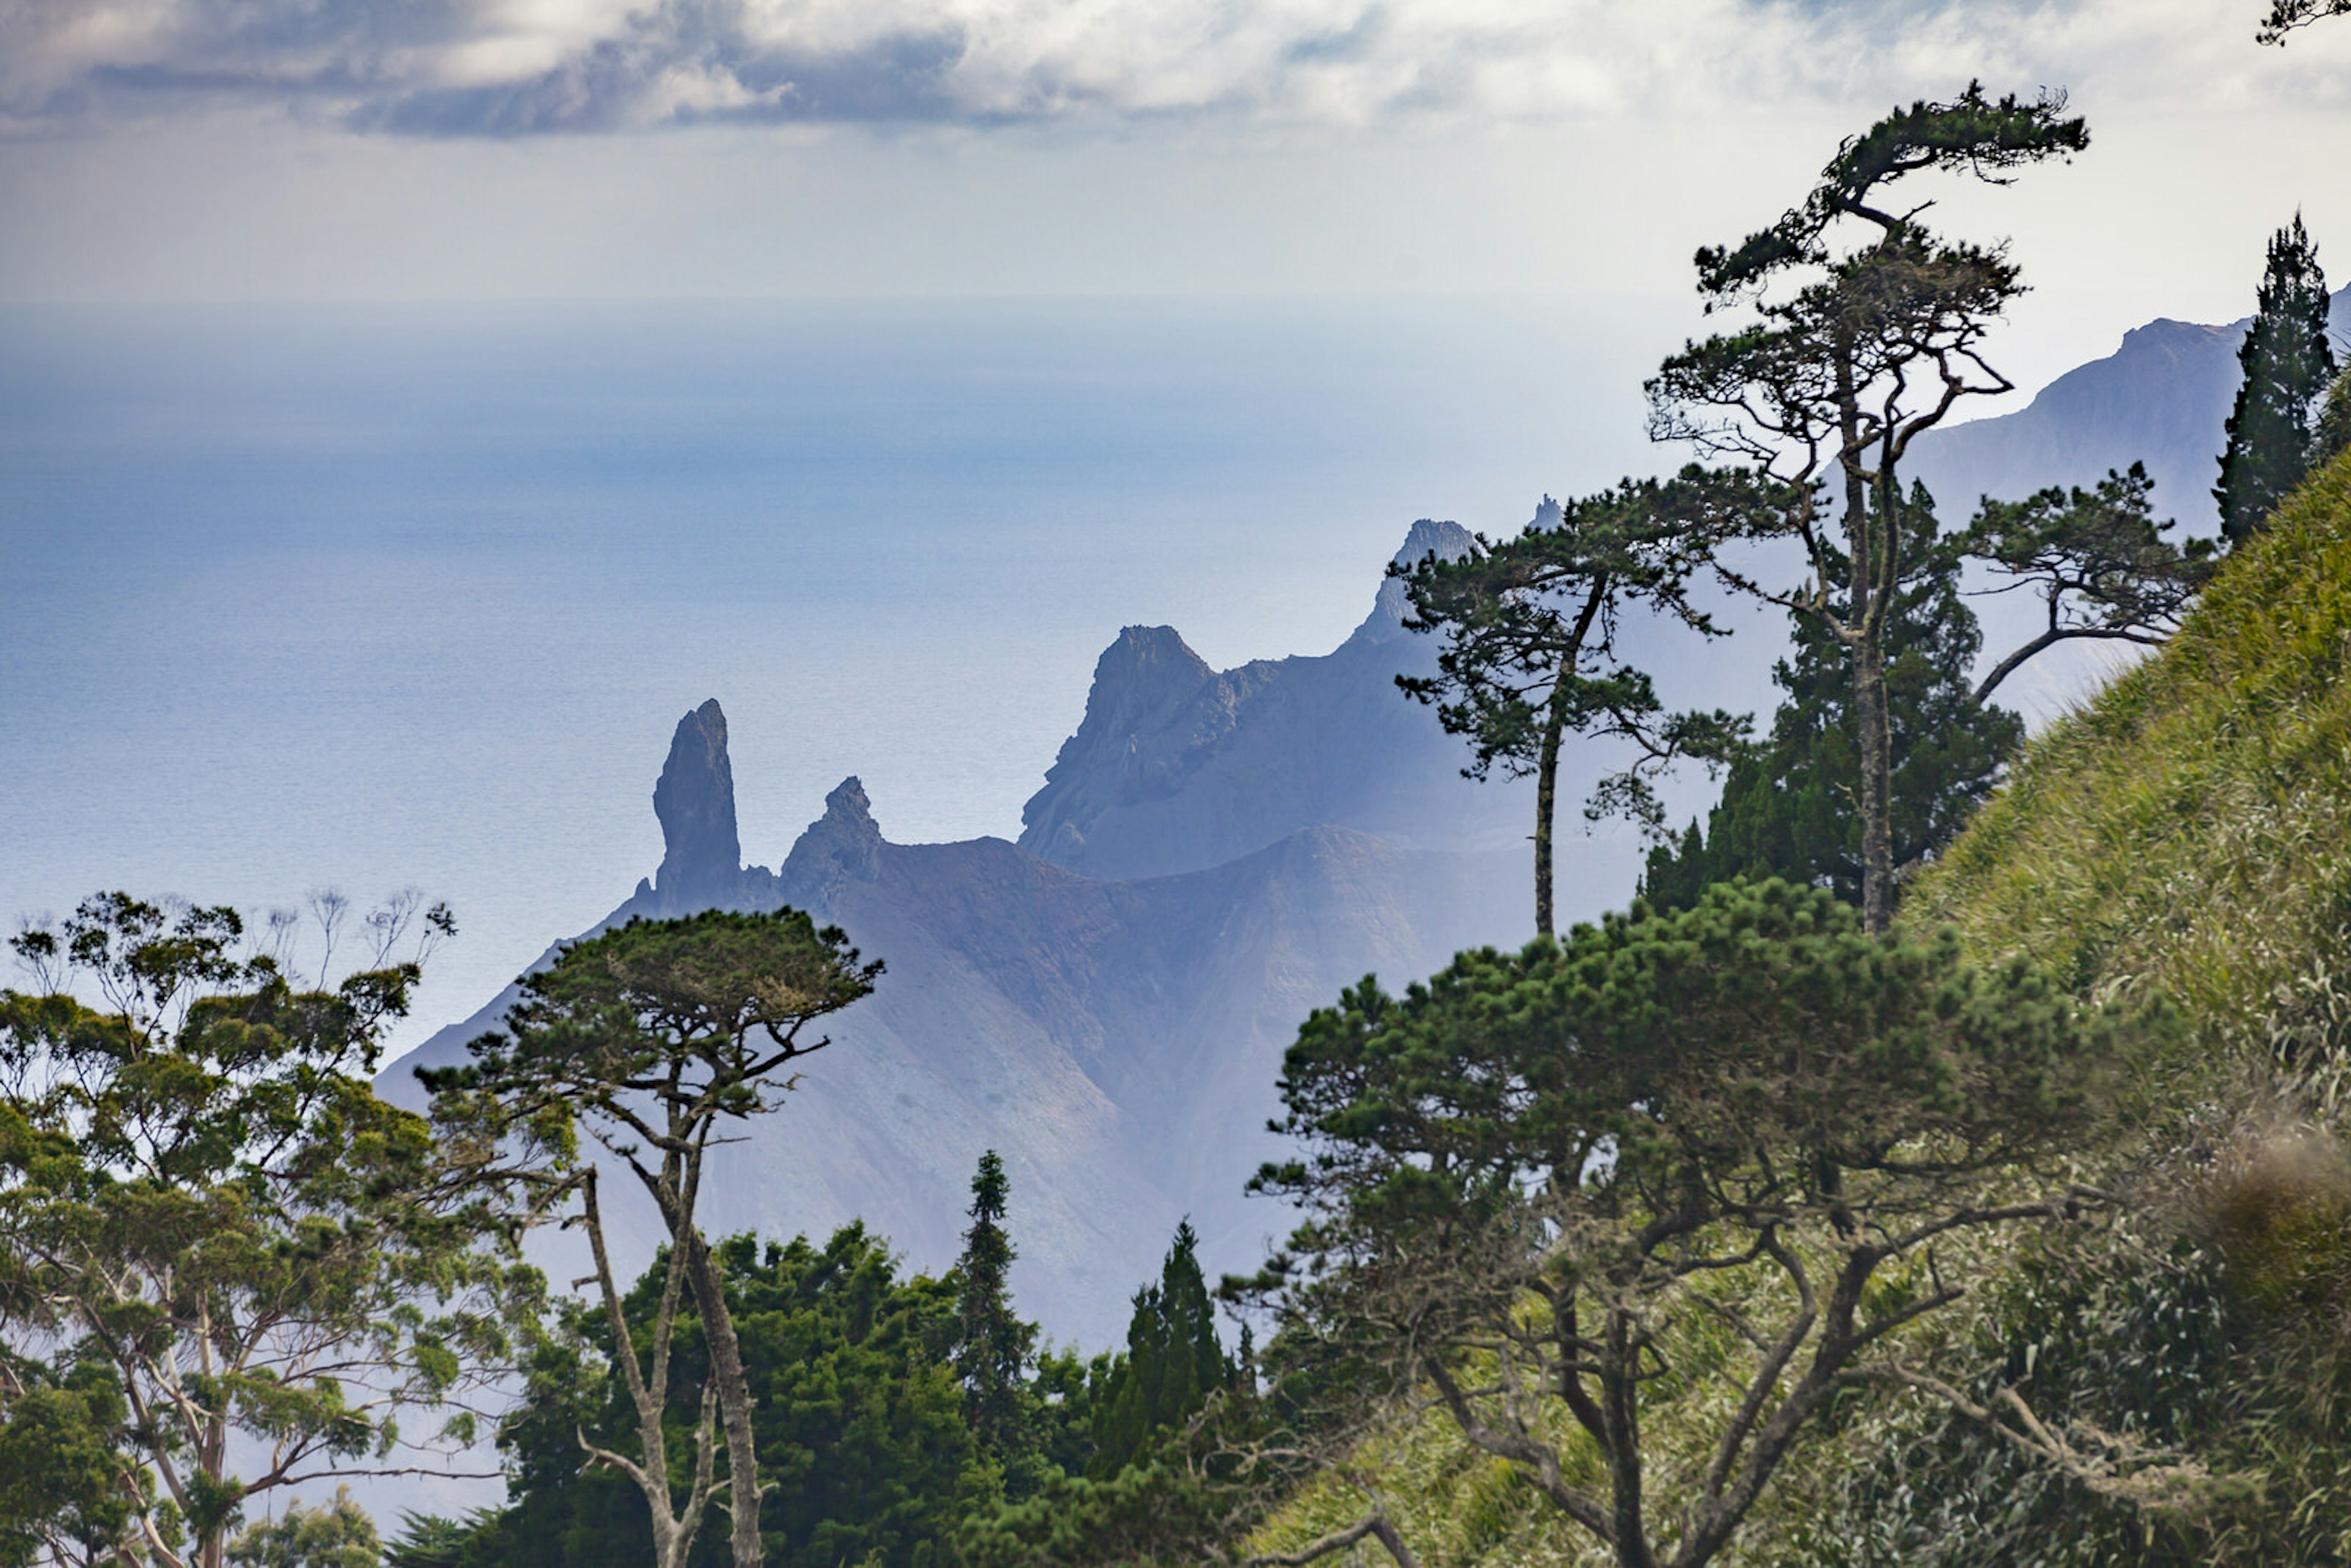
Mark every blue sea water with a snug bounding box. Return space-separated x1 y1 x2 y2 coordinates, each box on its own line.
0 296 1695 1050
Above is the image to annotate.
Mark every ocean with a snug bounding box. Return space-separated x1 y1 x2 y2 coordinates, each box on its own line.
0 296 1692 1051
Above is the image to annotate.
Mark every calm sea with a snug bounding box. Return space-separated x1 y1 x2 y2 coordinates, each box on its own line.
0 296 1692 1049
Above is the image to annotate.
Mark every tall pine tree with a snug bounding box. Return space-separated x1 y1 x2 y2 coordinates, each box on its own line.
952 1151 1037 1466
1087 1221 1234 1480
1642 490 2022 912
2217 214 2337 545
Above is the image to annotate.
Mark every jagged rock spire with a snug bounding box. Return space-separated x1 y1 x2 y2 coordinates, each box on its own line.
653 699 741 909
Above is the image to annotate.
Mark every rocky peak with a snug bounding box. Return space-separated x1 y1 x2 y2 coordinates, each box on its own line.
781 775 886 900
1351 516 1483 646
653 699 742 909
1016 628 1218 863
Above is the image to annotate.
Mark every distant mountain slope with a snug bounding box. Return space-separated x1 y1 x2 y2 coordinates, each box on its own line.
386 525 1541 1344
1910 286 2350 530
1017 517 1535 880
390 767 1522 1345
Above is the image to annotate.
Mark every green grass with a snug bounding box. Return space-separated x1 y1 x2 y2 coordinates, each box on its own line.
1911 448 2351 1073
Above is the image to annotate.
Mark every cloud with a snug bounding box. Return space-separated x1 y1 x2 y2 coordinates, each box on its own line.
1 0 2344 138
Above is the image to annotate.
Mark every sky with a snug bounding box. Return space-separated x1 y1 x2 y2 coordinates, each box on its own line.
2 0 2349 389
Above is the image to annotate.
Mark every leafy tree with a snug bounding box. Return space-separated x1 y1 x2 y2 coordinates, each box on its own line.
0 895 529 1568
1964 462 2218 700
421 1225 987 1568
952 1152 1035 1471
1394 473 1767 934
2258 0 2351 42
1642 490 2022 912
1239 879 2155 1568
2216 215 2337 546
1649 83 2088 932
227 1487 381 1568
0 1355 135 1568
1088 1221 1235 1481
423 911 880 1568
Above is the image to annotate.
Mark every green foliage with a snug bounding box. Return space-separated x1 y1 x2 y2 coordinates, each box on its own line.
2217 214 2336 546
1651 81 2087 932
229 1487 383 1568
1642 491 2023 912
1965 460 2219 701
953 1151 1037 1468
2315 363 2351 467
1392 470 1774 893
439 1225 989 1568
0 893 532 1568
1242 878 2139 1568
0 1356 135 1568
1087 1221 1235 1482
424 907 884 1568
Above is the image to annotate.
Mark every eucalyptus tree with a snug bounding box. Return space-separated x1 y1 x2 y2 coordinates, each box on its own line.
1648 83 2088 932
1393 471 1771 934
0 894 528 1568
422 910 879 1568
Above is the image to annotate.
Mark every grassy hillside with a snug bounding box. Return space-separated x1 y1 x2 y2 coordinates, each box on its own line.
1913 446 2351 1071
1243 450 2351 1567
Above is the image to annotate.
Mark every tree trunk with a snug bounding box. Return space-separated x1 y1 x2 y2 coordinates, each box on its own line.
687 1231 764 1567
1835 348 1895 936
1854 632 1893 935
1534 692 1566 937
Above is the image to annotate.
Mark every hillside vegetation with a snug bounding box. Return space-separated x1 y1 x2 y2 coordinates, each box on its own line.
1914 448 2351 1062
1245 453 2351 1567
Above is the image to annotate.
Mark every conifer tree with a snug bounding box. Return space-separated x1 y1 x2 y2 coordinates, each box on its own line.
953 1150 1037 1464
1641 493 2020 912
2216 214 2337 545
1089 1221 1234 1479
1648 82 2088 933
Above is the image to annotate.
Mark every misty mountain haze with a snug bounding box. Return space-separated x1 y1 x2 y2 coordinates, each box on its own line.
384 287 2326 1345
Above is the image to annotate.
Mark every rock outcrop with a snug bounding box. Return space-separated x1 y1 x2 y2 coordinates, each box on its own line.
1015 516 1525 882
652 698 742 910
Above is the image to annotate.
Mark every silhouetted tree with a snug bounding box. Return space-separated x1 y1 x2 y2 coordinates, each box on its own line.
1395 473 1768 933
2258 0 2351 42
1649 83 2088 932
2216 215 2336 545
1965 462 2217 699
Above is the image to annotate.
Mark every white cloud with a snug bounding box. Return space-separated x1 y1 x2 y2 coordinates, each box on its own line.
0 0 2344 137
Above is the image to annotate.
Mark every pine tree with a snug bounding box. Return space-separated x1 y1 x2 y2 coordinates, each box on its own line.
952 1151 1037 1463
2217 214 2337 546
1088 1221 1234 1479
1642 491 2021 912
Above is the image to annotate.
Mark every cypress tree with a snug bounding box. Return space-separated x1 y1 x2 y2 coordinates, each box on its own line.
952 1151 1036 1463
2216 214 2337 545
1088 1221 1234 1478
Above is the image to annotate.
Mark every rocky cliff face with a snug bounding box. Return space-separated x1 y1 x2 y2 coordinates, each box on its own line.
1015 516 1530 882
